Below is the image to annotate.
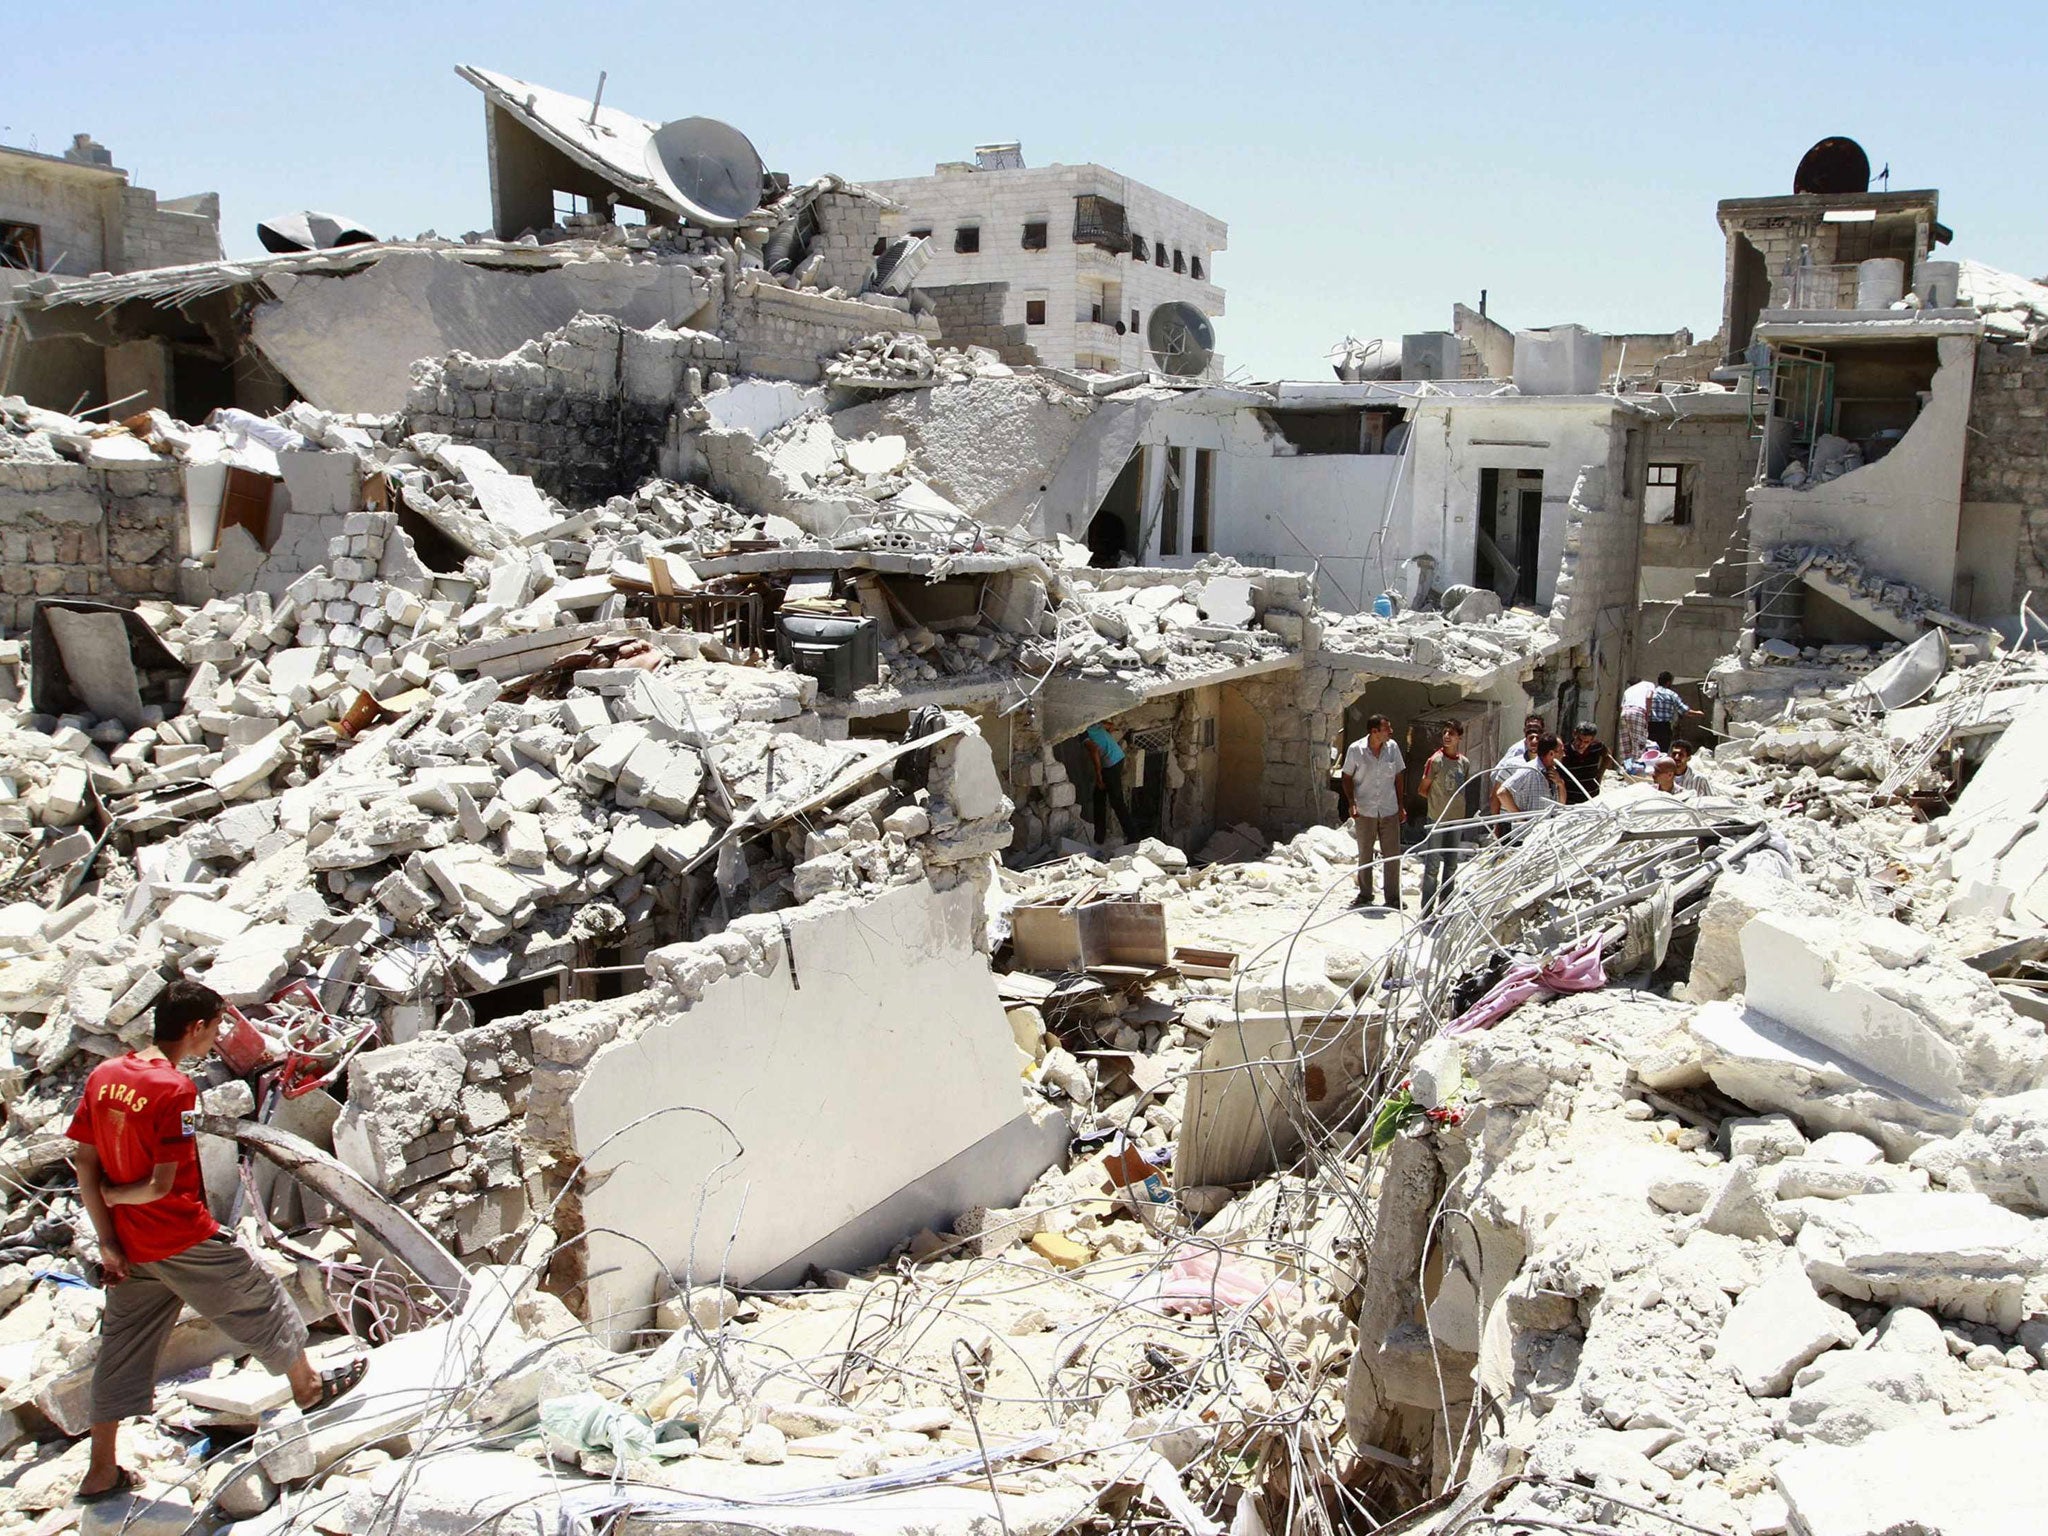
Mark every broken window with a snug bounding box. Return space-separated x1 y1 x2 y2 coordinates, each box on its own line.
1645 463 1691 527
1193 449 1215 553
955 225 980 254
1191 255 1205 280
1025 298 1046 326
1268 409 1370 454
1022 221 1048 250
1131 233 1149 262
0 220 42 272
1131 308 1142 335
1173 249 1185 274
1073 194 1128 253
908 227 932 240
1156 245 1168 268
552 190 592 226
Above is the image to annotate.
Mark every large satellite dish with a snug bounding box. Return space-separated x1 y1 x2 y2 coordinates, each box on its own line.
646 116 765 227
1794 136 1871 196
1146 301 1214 377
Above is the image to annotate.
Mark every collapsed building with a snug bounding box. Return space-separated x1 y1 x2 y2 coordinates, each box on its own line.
0 80 2044 1536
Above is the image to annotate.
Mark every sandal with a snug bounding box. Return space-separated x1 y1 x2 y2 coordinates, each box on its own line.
76 1467 140 1505
302 1356 368 1411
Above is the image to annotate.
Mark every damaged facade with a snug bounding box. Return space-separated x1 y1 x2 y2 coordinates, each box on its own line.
0 80 2044 1536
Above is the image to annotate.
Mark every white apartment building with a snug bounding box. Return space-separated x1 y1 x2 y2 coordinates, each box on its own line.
866 146 1226 375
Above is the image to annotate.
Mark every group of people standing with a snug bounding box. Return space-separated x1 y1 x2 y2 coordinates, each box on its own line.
1337 675 1709 912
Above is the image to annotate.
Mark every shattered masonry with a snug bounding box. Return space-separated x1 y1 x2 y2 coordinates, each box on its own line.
0 75 2046 1536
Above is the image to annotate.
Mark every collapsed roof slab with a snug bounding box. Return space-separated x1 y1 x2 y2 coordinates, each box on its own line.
1036 648 1298 744
457 65 765 236
253 248 714 413
11 240 720 415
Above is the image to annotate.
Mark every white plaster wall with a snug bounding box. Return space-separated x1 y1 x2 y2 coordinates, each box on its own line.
868 164 1226 372
1405 398 1627 607
1745 333 1976 601
568 878 1025 1342
1210 454 1408 613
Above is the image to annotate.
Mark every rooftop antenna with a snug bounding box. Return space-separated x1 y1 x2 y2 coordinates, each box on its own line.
1879 161 1891 190
587 71 607 127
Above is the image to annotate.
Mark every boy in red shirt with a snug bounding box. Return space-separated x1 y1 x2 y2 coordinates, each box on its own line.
67 980 364 1503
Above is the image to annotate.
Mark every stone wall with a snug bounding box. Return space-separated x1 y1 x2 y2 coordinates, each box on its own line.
721 274 940 383
333 1015 540 1265
0 457 184 629
1963 343 2048 618
1640 407 1757 598
809 189 883 295
404 315 735 505
919 281 1040 366
1636 594 1747 685
118 186 221 271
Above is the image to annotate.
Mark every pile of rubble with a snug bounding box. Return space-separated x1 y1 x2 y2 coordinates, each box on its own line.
822 333 992 388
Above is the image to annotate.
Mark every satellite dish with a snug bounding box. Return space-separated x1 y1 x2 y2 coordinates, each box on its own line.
1794 136 1871 196
257 211 378 253
1146 301 1214 377
645 116 765 227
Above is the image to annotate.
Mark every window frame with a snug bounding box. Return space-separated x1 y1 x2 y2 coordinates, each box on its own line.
1021 220 1048 251
954 225 981 254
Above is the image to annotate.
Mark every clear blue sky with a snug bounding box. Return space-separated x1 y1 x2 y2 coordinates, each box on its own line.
6 1 2042 379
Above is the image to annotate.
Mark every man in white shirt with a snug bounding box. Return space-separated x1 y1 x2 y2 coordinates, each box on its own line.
1496 734 1564 816
1341 714 1407 908
1489 713 1546 814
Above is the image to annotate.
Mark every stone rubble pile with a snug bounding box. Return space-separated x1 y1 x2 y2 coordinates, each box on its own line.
822 333 994 387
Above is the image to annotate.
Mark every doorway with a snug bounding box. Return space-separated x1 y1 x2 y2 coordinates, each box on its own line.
1477 467 1544 606
1088 447 1145 566
1216 684 1265 828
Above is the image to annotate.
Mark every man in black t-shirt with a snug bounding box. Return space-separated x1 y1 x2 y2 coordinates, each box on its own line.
1558 722 1616 805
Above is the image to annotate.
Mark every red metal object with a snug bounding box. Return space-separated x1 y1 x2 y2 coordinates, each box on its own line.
214 1005 277 1076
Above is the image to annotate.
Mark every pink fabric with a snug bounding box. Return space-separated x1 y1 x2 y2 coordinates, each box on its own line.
1159 1246 1303 1317
1442 933 1607 1036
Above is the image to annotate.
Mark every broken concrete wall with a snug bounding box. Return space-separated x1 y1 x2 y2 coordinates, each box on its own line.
1636 593 1747 689
333 1015 539 1263
0 456 183 628
404 315 733 505
808 187 885 296
1210 452 1406 612
1960 341 2048 635
721 273 940 384
1636 400 1755 601
253 248 716 415
116 184 221 271
1748 333 1978 603
830 375 1092 529
1404 396 1632 614
917 281 1039 366
541 877 1040 1344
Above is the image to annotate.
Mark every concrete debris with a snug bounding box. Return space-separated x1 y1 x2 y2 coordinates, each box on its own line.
4 92 2048 1536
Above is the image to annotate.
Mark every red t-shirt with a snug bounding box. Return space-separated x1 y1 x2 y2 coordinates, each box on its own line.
65 1053 220 1265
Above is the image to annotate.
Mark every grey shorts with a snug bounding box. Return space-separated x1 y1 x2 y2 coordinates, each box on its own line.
92 1234 308 1423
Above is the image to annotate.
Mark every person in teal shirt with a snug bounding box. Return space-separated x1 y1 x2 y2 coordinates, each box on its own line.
1083 725 1133 845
